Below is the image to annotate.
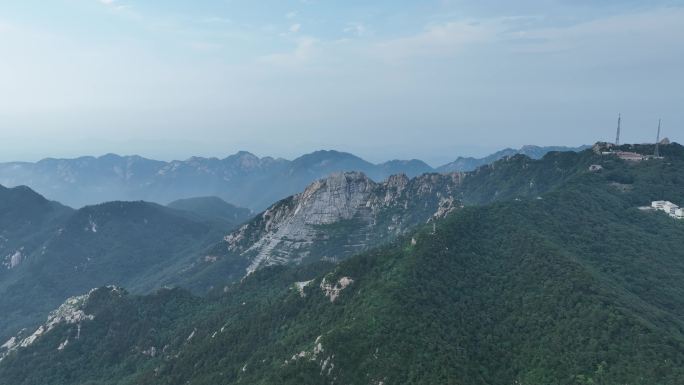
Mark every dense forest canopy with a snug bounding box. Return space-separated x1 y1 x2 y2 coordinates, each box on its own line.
1 144 683 384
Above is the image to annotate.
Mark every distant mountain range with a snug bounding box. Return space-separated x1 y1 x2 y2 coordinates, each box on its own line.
0 142 591 341
0 146 587 211
1 143 683 384
0 169 465 340
436 145 590 173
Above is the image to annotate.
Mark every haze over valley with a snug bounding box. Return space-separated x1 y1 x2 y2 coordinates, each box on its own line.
0 1 683 384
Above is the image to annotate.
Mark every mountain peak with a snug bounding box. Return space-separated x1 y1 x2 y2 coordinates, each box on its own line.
0 146 592 211
323 170 372 183
292 150 370 167
234 150 259 158
306 149 352 157
206 171 461 278
0 185 52 207
294 171 376 224
221 151 264 171
437 145 589 173
384 173 410 188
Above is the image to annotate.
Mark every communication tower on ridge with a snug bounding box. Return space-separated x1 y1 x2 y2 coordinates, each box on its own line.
655 119 662 158
615 113 621 146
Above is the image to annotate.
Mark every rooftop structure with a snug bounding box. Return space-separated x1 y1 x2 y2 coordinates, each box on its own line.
596 115 666 161
652 201 683 219
615 151 646 162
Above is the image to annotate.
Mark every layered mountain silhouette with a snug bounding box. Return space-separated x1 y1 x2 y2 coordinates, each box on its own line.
0 146 586 211
437 145 590 173
1 143 682 384
0 170 469 340
0 189 237 339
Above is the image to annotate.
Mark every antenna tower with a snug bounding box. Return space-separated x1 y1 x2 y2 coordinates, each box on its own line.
655 118 662 158
615 113 621 146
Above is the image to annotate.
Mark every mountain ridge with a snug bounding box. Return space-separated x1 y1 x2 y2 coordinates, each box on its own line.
0 146 586 210
437 144 590 173
0 187 238 340
0 167 467 339
1 143 683 384
174 170 463 292
167 196 253 228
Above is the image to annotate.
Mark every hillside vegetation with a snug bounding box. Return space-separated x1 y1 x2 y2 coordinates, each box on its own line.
167 196 253 229
0 197 230 340
1 144 683 384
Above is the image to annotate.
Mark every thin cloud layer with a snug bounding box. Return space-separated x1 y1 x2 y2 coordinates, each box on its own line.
0 1 681 164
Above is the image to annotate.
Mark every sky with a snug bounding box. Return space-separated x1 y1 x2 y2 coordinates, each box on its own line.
0 0 682 166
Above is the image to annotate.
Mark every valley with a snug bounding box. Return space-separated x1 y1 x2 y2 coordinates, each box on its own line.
0 143 682 384
2 1 680 382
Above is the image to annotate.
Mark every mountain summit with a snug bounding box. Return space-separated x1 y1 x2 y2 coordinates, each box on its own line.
0 186 236 340
2 143 683 384
0 146 584 210
181 171 462 290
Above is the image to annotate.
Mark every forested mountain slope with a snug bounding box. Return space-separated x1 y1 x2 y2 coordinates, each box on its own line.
0 192 231 341
2 144 683 384
178 171 462 292
0 170 460 340
437 145 589 173
455 142 681 205
167 196 253 229
0 185 73 272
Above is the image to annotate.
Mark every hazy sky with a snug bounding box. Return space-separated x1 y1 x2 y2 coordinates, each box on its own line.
0 0 682 166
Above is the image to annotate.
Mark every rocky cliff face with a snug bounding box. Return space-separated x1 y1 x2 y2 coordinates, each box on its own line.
208 171 462 276
0 288 105 361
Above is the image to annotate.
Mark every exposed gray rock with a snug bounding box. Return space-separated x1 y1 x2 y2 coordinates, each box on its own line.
215 171 463 275
1 291 95 360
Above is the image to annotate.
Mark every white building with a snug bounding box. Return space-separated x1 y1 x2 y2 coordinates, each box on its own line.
676 208 684 219
652 201 677 211
615 151 645 162
652 201 683 219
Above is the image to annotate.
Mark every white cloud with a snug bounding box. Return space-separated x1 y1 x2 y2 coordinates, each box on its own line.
506 7 684 56
202 16 233 25
188 41 223 52
97 0 135 15
289 23 302 33
1 3 681 159
371 8 684 62
376 20 502 60
343 22 367 37
286 11 298 19
260 37 318 66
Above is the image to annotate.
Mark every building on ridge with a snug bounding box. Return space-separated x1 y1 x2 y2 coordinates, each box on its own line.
652 201 683 219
